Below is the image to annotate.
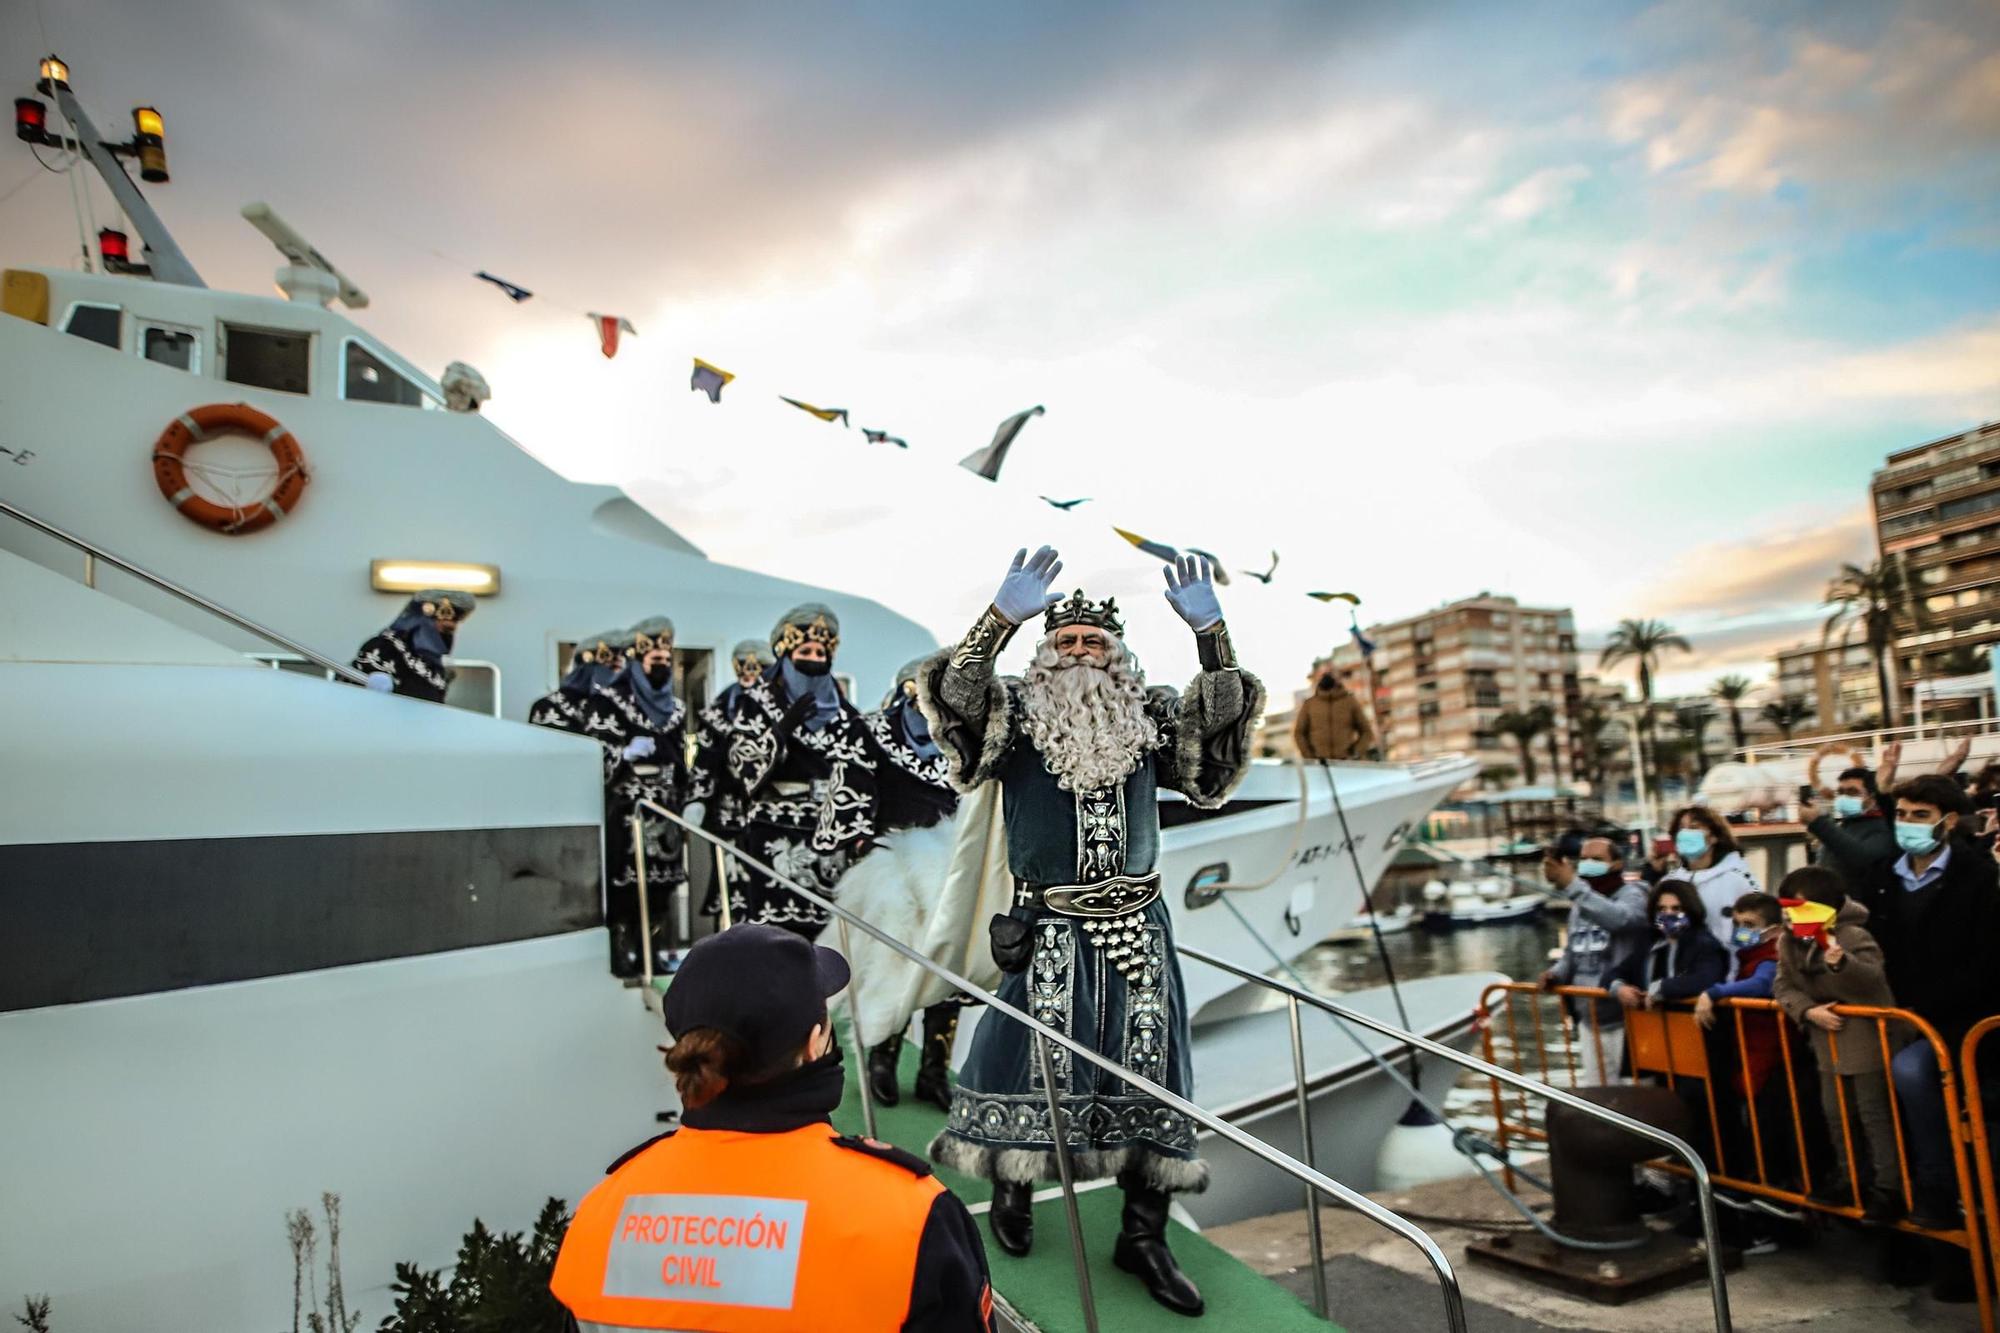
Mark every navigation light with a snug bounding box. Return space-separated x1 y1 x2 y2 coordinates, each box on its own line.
37 56 69 93
132 106 168 182
14 97 45 142
97 228 130 266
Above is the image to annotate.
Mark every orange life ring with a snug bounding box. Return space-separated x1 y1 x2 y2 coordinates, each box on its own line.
151 403 310 535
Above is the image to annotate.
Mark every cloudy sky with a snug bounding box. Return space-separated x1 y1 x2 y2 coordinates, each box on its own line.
5 0 1997 700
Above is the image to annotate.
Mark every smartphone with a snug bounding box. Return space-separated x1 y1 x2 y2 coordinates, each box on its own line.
1651 836 1674 859
1797 784 1815 803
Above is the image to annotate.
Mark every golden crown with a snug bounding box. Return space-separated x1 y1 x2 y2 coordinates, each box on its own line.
772 614 839 657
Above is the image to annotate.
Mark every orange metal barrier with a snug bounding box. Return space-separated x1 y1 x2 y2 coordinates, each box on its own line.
1479 981 1993 1332
1965 1017 2000 1325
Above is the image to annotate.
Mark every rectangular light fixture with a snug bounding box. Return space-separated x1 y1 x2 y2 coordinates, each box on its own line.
369 559 501 596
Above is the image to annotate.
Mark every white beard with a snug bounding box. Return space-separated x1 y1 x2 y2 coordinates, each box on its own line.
1020 636 1158 793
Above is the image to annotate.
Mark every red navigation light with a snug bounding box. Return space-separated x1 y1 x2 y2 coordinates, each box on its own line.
98 228 130 265
14 96 46 142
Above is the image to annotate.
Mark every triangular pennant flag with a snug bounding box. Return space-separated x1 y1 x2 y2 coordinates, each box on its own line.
1113 526 1181 563
958 404 1045 481
474 271 533 302
1307 591 1361 605
862 428 908 448
691 358 735 403
588 313 636 359
1041 496 1089 510
780 396 850 426
1350 621 1378 661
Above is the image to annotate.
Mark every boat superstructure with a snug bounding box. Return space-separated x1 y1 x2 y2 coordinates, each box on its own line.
2 60 1497 1332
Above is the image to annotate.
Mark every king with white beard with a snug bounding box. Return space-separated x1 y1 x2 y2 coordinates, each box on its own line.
917 545 1263 1317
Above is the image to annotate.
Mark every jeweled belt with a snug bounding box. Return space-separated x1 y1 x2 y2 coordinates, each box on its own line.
1022 873 1162 918
1018 874 1162 979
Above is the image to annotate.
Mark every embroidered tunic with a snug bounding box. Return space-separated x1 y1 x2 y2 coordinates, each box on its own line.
526 684 591 734
702 675 948 936
918 649 1264 1192
351 629 449 703
582 679 693 924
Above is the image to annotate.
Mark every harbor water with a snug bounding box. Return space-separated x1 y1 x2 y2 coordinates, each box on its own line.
1300 916 1570 1139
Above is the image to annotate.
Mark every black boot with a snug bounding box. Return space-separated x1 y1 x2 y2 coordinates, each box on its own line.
989 1180 1033 1257
867 1035 904 1108
914 1004 959 1113
1113 1179 1203 1316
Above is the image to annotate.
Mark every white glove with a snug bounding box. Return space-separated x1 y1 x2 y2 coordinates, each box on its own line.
992 545 1064 624
684 801 707 829
622 736 657 761
1163 553 1222 631
364 672 395 693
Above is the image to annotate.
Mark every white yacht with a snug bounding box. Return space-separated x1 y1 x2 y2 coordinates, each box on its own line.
1 61 1488 1330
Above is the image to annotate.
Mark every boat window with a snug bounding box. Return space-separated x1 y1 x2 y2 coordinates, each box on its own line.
62 302 121 349
222 323 311 395
443 662 502 716
141 324 200 373
343 338 428 407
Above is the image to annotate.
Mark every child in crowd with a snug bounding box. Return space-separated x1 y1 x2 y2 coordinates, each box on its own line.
1696 893 1791 1196
1770 866 1907 1223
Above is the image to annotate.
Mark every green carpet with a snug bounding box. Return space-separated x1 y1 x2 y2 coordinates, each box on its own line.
830 1021 1340 1333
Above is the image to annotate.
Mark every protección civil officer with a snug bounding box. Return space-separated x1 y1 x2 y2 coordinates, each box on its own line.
550 922 993 1332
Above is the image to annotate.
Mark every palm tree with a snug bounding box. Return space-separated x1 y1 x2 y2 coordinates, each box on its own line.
1824 557 1921 728
1540 704 1566 788
1599 618 1692 780
1493 708 1550 786
1674 702 1715 780
1479 763 1519 788
1710 674 1753 754
1760 695 1813 740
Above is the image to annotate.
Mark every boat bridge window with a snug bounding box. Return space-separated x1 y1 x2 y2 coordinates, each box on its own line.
250 653 503 718
222 323 311 395
343 338 431 408
141 323 199 372
62 302 121 349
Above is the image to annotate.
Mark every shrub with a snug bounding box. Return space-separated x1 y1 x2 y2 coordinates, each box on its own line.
377 1199 571 1333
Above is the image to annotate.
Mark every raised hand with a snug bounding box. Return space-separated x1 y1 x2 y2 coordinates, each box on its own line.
1163 553 1222 630
622 736 657 761
993 545 1064 624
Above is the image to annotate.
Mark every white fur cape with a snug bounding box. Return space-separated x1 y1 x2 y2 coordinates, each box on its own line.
820 782 1014 1045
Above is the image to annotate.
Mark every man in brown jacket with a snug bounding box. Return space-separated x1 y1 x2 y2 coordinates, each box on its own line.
1292 667 1376 761
1771 865 1908 1223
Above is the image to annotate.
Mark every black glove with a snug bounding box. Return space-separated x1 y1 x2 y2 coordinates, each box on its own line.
780 694 818 733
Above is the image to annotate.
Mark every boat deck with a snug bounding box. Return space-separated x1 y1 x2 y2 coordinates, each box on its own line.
831 1030 1332 1332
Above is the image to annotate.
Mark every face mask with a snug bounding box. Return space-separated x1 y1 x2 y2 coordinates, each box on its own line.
1656 910 1689 939
1832 795 1867 819
1894 820 1942 855
791 656 832 678
644 662 672 689
1576 858 1612 879
1731 925 1763 951
1674 829 1709 860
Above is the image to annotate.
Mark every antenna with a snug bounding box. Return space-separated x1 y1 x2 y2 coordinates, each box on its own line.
240 202 369 309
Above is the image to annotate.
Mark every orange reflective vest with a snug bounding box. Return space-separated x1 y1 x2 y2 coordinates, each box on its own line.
550 1122 958 1332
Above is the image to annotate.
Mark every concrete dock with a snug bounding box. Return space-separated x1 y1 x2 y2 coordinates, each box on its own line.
1204 1168 1983 1332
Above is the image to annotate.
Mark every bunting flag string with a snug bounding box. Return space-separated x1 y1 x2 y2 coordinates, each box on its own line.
588 313 637 359
474 271 533 302
691 358 735 403
958 404 1044 481
779 396 850 426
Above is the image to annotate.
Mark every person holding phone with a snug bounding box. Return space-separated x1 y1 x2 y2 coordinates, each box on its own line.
1540 833 1650 1086
1800 765 1897 903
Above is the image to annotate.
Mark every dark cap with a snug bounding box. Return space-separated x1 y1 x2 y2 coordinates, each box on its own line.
662 923 851 1075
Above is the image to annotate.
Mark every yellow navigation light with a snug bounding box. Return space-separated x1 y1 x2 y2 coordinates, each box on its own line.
369 559 501 596
38 56 70 91
131 106 168 182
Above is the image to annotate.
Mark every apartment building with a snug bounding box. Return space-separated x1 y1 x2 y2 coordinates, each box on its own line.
1872 419 2000 691
1773 639 1881 732
1331 593 1581 785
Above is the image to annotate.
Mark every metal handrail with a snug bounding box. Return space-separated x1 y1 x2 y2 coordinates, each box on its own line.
0 497 367 684
1176 943 1735 1333
633 796 1470 1333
